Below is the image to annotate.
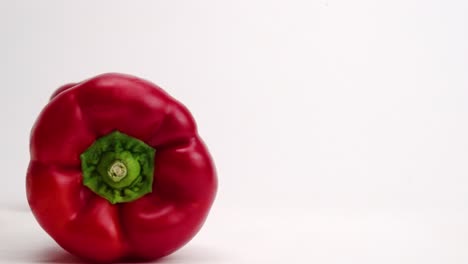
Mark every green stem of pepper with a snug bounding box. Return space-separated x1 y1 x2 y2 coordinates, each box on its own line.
80 131 156 204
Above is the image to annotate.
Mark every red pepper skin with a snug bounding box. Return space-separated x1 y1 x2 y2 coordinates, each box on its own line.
26 73 217 262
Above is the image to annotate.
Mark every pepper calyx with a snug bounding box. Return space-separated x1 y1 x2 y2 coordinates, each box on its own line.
80 131 155 204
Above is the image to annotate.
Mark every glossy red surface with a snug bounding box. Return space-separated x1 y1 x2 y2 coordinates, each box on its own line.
26 73 217 262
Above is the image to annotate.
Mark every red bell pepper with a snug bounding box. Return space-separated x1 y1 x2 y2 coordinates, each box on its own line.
26 73 217 262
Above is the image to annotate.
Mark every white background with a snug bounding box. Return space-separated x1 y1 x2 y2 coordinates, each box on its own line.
1 0 468 263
